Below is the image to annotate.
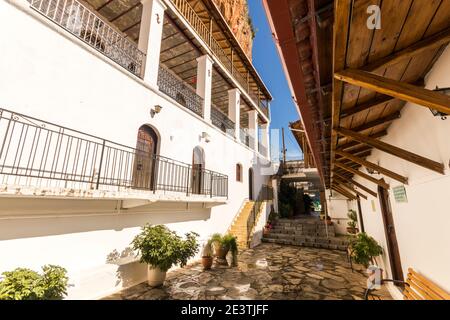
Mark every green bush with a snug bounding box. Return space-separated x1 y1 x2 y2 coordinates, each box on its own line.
131 224 199 272
0 265 68 300
349 233 383 267
210 233 238 255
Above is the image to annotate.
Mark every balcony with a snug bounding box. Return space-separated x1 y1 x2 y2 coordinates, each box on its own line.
0 109 228 199
157 64 204 117
28 0 145 78
211 105 235 136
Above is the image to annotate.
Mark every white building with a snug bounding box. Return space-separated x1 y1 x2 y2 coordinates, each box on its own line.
0 0 276 299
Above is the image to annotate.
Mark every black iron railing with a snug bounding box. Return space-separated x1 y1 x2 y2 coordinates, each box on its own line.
28 0 145 78
0 109 228 197
157 64 204 117
211 105 235 136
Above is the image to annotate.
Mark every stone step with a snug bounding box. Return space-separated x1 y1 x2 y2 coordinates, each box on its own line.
263 233 347 246
268 229 335 237
261 237 348 251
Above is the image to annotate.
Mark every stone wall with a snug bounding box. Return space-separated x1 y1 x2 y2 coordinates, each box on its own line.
212 0 254 59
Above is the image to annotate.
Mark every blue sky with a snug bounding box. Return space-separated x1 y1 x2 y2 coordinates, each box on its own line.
248 0 302 161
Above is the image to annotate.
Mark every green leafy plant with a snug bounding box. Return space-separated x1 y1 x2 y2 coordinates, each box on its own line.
202 239 214 257
0 265 68 300
131 224 199 272
210 233 238 255
349 233 383 267
347 209 358 231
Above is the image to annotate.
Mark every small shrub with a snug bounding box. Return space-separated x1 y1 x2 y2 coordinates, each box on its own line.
0 265 68 300
131 224 199 272
349 233 383 267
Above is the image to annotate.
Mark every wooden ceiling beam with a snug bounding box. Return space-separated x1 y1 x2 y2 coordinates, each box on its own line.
333 171 378 198
339 130 387 150
335 127 445 174
334 162 390 189
334 178 368 200
330 0 352 185
336 150 409 185
341 95 394 120
334 69 450 115
362 27 450 72
331 185 356 200
351 111 400 133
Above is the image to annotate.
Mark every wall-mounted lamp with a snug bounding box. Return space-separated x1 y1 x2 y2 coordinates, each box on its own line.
430 86 450 120
150 105 163 118
201 132 211 143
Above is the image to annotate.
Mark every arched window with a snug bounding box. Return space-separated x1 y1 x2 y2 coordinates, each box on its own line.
236 163 242 182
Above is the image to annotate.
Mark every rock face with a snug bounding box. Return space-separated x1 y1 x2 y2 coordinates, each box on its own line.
212 0 254 59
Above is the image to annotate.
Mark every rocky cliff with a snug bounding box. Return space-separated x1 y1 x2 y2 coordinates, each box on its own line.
212 0 254 60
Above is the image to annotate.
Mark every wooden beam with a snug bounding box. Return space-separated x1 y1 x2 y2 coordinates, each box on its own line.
339 130 387 150
334 69 450 115
334 179 368 200
334 162 390 189
335 127 445 174
330 0 352 184
331 185 356 200
362 27 450 72
341 95 394 119
351 111 400 133
333 171 378 198
336 150 409 184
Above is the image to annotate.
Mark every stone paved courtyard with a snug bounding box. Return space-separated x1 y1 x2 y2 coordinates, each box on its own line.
104 243 392 300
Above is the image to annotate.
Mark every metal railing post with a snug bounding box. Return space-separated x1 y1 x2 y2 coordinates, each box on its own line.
210 173 213 198
96 140 106 189
186 166 191 196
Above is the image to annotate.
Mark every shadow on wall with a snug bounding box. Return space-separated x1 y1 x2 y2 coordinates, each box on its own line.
0 202 212 241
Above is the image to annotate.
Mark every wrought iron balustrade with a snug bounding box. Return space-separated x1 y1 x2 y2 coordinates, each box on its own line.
211 105 235 136
0 109 228 197
157 64 204 117
28 0 145 78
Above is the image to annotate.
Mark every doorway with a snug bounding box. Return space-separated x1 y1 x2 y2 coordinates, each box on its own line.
378 185 404 284
192 146 205 194
248 168 254 200
133 125 158 189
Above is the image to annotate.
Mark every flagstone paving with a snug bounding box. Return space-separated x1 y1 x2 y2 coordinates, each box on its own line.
104 243 392 300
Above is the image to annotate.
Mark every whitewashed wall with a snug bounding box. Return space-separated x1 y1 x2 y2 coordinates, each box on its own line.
353 45 450 296
0 0 273 299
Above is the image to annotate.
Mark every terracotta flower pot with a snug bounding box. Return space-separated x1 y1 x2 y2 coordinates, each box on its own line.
214 244 230 259
147 266 167 287
202 256 213 270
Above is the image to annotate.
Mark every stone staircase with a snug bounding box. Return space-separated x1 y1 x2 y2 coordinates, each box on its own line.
229 200 258 250
262 217 349 251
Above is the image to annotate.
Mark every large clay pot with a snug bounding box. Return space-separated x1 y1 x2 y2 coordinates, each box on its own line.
214 243 230 266
202 256 213 270
147 265 167 287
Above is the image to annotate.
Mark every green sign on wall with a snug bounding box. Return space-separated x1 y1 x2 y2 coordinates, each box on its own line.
393 185 408 203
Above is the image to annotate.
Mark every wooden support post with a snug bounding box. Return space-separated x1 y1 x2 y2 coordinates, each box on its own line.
335 127 445 174
332 171 378 198
336 150 409 184
334 162 390 189
334 69 450 116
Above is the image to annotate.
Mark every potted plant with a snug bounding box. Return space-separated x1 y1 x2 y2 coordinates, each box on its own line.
347 209 359 234
201 239 214 270
325 215 333 225
131 224 199 287
0 265 68 300
211 233 238 266
348 232 383 268
263 222 272 235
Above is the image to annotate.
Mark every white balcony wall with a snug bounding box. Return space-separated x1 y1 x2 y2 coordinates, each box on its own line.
0 1 272 299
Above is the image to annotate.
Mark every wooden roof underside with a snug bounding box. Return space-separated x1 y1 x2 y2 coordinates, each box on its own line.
331 0 450 191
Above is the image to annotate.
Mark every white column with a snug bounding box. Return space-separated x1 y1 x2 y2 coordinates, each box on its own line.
138 0 167 87
260 122 270 158
228 88 241 139
248 110 258 150
196 55 214 122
